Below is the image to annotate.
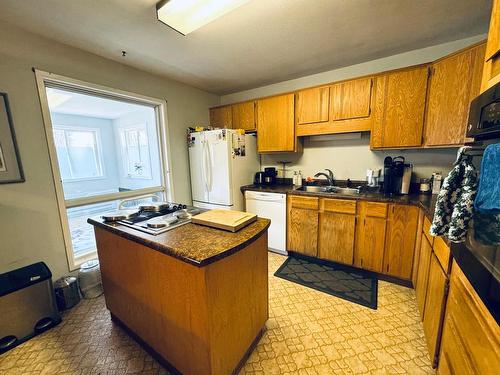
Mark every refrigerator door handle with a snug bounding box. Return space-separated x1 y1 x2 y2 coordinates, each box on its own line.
206 139 213 192
201 140 209 193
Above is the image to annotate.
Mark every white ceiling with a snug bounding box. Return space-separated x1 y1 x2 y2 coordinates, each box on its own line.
0 0 492 94
47 88 149 119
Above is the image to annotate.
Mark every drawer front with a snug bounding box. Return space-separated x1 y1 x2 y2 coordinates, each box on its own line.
320 198 356 214
433 236 451 274
289 195 319 210
423 216 434 246
365 202 388 218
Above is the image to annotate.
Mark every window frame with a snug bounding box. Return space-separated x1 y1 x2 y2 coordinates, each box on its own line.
53 125 106 182
118 124 153 180
35 70 174 270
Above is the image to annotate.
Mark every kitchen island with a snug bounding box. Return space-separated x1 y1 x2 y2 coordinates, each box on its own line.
87 216 270 375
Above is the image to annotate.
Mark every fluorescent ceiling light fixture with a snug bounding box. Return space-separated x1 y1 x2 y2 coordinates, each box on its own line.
156 0 250 35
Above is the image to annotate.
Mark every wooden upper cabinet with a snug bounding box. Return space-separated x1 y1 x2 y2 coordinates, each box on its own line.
232 101 256 131
287 195 319 257
481 0 500 92
296 86 330 124
354 201 388 273
209 106 232 128
422 252 448 368
257 94 296 153
318 198 357 265
383 204 419 280
331 77 372 121
437 261 500 374
371 66 428 149
424 43 486 147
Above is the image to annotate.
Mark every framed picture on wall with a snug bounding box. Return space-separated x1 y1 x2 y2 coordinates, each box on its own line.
0 92 24 183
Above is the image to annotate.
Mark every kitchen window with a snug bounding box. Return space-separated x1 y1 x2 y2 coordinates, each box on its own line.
119 126 152 179
53 126 104 181
36 70 173 270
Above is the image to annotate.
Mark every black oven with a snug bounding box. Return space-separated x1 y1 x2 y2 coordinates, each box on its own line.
467 82 500 140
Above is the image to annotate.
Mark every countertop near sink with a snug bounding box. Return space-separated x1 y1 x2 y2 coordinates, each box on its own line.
241 184 438 220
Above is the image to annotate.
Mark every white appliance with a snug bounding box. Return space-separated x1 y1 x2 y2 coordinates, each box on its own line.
188 129 259 211
245 191 287 255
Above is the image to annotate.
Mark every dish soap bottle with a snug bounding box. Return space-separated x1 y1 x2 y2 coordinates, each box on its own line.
297 171 303 187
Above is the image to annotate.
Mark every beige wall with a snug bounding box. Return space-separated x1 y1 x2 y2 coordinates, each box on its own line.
0 22 218 278
220 34 485 182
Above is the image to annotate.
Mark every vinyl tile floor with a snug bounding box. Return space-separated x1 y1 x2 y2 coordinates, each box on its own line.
0 252 434 374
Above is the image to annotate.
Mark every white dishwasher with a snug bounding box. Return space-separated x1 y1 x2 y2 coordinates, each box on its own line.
245 191 287 255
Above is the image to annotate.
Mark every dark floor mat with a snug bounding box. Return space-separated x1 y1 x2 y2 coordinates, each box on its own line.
274 254 378 309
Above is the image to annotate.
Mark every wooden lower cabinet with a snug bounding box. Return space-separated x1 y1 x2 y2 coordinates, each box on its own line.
437 261 500 374
318 198 357 265
354 201 387 273
287 195 319 256
383 204 419 280
422 253 449 367
415 233 433 318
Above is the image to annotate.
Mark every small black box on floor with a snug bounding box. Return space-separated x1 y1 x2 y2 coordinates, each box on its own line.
0 262 61 354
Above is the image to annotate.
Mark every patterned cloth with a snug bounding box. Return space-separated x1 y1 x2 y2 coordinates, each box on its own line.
430 147 478 243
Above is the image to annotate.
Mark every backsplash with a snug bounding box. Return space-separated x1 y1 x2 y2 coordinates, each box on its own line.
260 133 458 183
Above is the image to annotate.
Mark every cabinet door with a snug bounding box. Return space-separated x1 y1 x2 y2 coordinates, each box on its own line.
257 94 295 152
296 86 329 124
353 201 387 273
331 77 372 121
209 106 232 128
232 101 255 131
425 43 486 146
481 0 500 92
318 198 356 265
422 253 448 367
371 66 428 148
287 196 319 257
383 204 419 280
415 233 432 318
437 261 500 375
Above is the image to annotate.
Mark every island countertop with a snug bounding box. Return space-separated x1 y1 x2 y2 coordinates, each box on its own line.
87 216 270 267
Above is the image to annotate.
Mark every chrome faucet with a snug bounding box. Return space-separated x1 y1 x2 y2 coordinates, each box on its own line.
314 169 335 186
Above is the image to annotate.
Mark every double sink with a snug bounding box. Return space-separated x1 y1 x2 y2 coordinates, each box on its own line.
296 185 362 196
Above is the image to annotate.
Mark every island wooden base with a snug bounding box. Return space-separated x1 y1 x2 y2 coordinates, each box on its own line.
94 227 269 375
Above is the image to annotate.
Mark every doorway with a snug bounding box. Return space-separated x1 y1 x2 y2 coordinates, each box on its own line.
35 71 173 270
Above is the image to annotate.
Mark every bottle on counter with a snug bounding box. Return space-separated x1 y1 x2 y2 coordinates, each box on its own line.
419 178 431 193
292 171 299 186
431 172 443 195
297 171 303 187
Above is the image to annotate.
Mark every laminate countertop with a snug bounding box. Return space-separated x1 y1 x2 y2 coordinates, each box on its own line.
87 216 270 267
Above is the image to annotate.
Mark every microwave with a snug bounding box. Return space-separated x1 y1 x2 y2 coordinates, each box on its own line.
467 82 500 140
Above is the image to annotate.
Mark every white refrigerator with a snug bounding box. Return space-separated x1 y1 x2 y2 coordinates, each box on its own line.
188 129 259 211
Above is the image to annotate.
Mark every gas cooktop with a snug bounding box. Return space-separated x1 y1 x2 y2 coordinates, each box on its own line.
102 202 202 235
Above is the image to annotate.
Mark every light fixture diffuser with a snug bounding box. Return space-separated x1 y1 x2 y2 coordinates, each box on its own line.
156 0 250 35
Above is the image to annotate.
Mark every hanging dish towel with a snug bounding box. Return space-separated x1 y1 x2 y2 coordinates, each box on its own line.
430 146 478 242
474 143 500 213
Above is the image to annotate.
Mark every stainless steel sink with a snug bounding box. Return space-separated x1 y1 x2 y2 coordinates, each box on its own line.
297 186 361 195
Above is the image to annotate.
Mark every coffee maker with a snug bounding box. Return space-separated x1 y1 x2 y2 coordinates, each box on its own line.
263 167 277 185
383 156 412 195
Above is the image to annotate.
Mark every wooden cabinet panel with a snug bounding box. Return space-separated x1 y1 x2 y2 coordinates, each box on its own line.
422 215 434 246
320 198 356 214
231 101 255 131
425 43 486 146
257 94 296 152
210 106 232 128
481 0 500 92
437 261 500 374
416 234 432 318
422 253 448 367
318 211 355 265
353 201 387 273
287 196 318 256
364 201 388 218
412 209 425 287
297 86 329 124
331 77 372 121
383 204 419 280
371 66 428 148
433 236 451 274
